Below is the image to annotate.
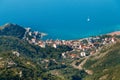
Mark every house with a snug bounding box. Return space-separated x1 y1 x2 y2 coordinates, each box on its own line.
70 54 77 59
80 52 86 57
79 44 83 49
53 43 57 48
31 38 36 43
62 52 66 58
19 71 22 77
111 38 116 43
44 59 49 63
103 41 107 44
28 32 32 36
12 51 20 57
90 51 95 55
38 42 46 48
7 61 16 68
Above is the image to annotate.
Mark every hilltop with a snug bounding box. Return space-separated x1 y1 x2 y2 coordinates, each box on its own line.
0 23 26 39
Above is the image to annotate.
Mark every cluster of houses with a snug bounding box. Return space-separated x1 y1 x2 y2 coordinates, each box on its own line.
23 29 117 59
45 39 115 59
61 36 117 59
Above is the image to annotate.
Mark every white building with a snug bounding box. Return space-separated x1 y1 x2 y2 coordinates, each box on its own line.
29 32 32 36
80 52 86 57
62 52 66 58
111 38 116 43
38 41 46 48
12 51 20 57
53 43 57 48
31 38 36 43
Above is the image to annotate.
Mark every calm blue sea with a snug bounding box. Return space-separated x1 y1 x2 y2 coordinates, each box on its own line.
0 0 120 40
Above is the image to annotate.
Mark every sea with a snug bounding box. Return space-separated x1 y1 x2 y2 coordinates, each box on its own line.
0 0 120 40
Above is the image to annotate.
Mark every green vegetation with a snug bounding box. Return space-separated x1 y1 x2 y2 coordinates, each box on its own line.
0 36 74 80
83 41 120 80
1 23 120 80
0 23 26 39
0 23 77 80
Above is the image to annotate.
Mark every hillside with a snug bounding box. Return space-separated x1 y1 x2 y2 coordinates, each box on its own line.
83 41 120 80
1 23 120 80
0 36 82 80
0 23 26 39
0 23 75 80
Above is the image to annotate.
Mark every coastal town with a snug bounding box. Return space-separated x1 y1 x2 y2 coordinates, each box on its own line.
24 28 119 59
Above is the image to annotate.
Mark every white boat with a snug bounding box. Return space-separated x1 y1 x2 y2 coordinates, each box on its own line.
87 17 90 22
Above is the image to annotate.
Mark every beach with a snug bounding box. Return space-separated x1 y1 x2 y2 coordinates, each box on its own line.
107 31 120 36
